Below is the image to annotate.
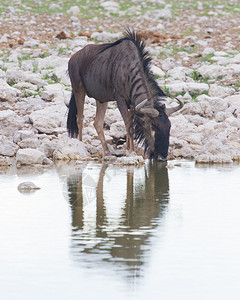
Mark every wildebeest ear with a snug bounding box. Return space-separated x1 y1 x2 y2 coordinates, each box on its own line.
161 103 166 110
155 102 166 111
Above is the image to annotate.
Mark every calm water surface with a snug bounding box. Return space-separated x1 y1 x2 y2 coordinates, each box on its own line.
0 160 240 300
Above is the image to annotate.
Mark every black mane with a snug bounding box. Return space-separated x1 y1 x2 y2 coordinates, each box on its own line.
99 29 167 153
122 30 166 151
99 29 166 99
123 29 165 99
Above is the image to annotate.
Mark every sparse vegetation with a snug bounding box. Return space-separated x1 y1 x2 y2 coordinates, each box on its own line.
189 70 210 83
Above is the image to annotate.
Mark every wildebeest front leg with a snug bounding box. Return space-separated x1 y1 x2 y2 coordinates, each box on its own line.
94 101 110 156
117 100 134 152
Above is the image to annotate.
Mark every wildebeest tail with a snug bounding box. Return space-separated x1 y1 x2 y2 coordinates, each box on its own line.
67 92 79 138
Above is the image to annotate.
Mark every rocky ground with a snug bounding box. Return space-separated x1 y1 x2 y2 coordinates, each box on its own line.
0 0 240 166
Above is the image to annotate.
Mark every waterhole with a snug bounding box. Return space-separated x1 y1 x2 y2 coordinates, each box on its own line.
0 160 240 299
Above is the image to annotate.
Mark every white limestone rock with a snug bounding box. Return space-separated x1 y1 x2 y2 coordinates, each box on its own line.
0 69 6 80
197 94 229 112
67 6 80 15
169 137 194 158
184 114 207 126
91 31 122 42
0 33 9 43
104 108 122 128
0 79 20 103
0 110 25 136
14 81 38 91
195 153 233 163
16 148 46 165
29 104 67 134
182 92 192 101
202 47 215 56
6 67 27 84
225 94 240 117
170 114 197 139
109 121 126 140
156 8 172 19
197 138 239 163
115 154 145 165
49 3 61 11
0 135 19 156
44 83 70 102
226 64 240 76
24 39 40 48
167 67 193 80
208 84 235 98
215 111 231 122
197 64 227 78
101 1 120 13
151 65 165 77
180 102 204 116
231 53 240 64
54 65 70 85
161 57 176 71
53 134 90 160
39 138 58 158
0 156 12 166
13 129 36 143
166 82 209 95
41 91 54 102
6 67 44 88
36 56 68 70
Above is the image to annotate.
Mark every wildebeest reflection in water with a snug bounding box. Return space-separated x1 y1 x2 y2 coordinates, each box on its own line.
66 162 169 280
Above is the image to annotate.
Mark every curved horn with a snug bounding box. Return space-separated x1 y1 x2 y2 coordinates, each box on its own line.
135 99 148 112
135 99 159 117
165 97 184 116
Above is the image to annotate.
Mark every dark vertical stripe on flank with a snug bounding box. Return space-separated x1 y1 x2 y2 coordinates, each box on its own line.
129 62 139 74
129 78 142 100
133 92 145 102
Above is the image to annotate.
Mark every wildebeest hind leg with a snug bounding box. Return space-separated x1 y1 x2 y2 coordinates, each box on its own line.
74 87 86 141
94 101 110 156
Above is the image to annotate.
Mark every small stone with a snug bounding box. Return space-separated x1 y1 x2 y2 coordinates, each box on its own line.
17 182 41 193
91 31 122 42
101 1 120 13
18 38 25 45
56 31 68 39
202 47 215 56
41 91 54 102
49 3 61 11
151 65 165 77
67 6 80 15
156 8 172 19
115 155 145 165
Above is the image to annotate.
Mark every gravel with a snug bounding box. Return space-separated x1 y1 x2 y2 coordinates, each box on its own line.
0 0 239 165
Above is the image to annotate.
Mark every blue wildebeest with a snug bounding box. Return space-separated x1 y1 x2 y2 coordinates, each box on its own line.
67 30 183 160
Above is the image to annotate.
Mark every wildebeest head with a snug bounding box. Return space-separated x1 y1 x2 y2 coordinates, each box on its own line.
135 98 183 161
